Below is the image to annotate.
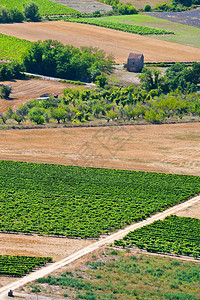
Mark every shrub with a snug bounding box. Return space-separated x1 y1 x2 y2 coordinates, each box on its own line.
144 4 152 11
23 2 41 22
0 85 12 98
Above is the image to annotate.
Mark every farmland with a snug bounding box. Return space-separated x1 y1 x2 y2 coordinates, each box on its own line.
114 215 200 258
0 21 199 63
64 17 174 35
22 249 200 300
0 0 78 15
147 8 200 29
0 255 52 277
0 160 200 238
90 14 200 48
0 33 31 61
50 0 113 13
0 78 82 113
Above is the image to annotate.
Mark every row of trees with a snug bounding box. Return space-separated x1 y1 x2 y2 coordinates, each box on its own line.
0 2 41 23
1 85 199 125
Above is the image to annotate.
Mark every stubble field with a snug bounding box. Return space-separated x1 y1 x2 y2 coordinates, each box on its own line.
0 21 199 63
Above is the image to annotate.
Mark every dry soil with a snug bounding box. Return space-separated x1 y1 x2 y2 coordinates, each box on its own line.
0 21 199 63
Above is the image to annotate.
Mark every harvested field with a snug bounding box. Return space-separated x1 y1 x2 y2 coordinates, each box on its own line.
0 21 199 63
174 201 200 219
0 79 78 113
0 233 95 288
121 0 170 9
50 0 112 13
0 123 200 176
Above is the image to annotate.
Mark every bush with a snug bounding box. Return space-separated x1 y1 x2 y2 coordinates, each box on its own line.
0 85 12 98
0 6 12 23
144 4 152 11
10 8 24 23
23 2 41 22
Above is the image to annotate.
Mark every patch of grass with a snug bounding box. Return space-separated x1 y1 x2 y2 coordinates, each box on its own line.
93 14 200 48
0 0 78 16
30 250 200 299
0 33 31 61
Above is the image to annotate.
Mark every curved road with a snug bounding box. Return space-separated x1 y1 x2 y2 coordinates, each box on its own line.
0 195 200 299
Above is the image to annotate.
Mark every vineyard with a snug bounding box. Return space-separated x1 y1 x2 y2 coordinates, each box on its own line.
0 0 78 16
114 215 200 258
0 33 31 61
64 17 174 35
0 255 52 277
1 161 200 238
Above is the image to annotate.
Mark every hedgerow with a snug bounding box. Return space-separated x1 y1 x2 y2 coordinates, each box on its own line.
0 161 200 238
114 215 200 258
0 255 52 277
64 17 174 35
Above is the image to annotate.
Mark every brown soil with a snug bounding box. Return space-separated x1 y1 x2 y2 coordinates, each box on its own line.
0 79 78 113
0 21 199 63
0 233 95 288
121 0 170 9
0 123 200 176
174 201 200 219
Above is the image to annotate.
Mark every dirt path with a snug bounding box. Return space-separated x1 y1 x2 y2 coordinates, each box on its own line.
0 21 200 63
0 194 199 299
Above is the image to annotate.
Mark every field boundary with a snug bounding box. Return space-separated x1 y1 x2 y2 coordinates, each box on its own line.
0 194 199 298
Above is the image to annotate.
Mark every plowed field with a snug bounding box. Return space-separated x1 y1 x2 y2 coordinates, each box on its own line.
0 21 199 63
0 123 200 176
0 79 77 113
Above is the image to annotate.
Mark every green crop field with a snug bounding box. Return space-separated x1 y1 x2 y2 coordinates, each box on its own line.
0 0 78 16
64 17 174 35
0 255 52 277
0 33 31 61
0 160 200 238
92 14 200 48
28 250 200 299
115 215 200 258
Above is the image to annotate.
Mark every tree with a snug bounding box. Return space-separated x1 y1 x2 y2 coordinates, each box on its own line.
0 6 12 23
12 113 23 124
50 106 66 124
139 68 164 92
95 73 108 88
28 107 45 124
10 8 24 22
144 4 151 11
23 2 41 22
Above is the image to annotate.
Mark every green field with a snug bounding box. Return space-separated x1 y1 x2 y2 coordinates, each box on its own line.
28 250 200 299
0 33 31 61
115 215 200 258
0 0 78 15
1 160 200 238
0 255 52 277
94 14 200 48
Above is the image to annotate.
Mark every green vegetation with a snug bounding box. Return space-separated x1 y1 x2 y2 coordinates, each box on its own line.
0 85 12 99
64 17 174 35
0 33 31 61
0 0 78 16
0 255 52 277
0 161 200 238
22 40 114 81
28 250 200 299
0 61 23 80
89 14 200 48
115 215 200 258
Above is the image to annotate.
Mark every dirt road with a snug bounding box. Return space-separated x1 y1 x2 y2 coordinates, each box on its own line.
0 21 199 63
0 194 199 299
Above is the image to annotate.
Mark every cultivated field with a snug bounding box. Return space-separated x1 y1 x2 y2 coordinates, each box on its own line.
0 79 80 113
121 0 171 9
0 21 199 63
50 0 112 13
0 123 199 176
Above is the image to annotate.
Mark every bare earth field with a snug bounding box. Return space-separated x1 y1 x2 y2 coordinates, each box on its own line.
174 201 200 219
0 123 200 175
50 0 112 13
0 21 199 63
0 79 77 113
0 234 95 288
